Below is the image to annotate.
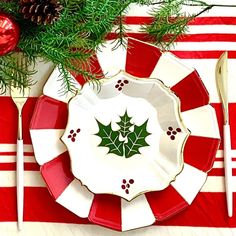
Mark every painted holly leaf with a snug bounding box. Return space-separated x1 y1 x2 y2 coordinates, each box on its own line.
124 120 151 158
95 120 124 156
117 110 133 138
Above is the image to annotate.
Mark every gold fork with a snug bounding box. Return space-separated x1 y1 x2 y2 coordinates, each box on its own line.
10 54 30 230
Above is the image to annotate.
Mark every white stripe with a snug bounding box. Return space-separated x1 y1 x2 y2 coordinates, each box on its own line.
121 195 155 231
0 171 233 191
216 150 236 158
126 2 236 17
0 169 232 190
30 129 67 165
56 179 94 218
0 171 45 187
181 105 220 139
182 4 236 17
0 155 36 163
213 161 236 168
170 42 236 51
201 176 236 192
201 176 225 192
171 163 207 204
0 223 234 236
0 150 230 165
0 144 33 153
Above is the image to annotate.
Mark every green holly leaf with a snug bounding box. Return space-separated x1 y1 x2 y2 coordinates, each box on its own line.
124 119 151 158
117 110 133 138
95 120 124 156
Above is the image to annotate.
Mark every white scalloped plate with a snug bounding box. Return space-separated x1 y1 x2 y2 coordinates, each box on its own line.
61 71 189 201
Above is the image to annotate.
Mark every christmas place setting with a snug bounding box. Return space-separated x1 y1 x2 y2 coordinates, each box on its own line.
0 0 236 236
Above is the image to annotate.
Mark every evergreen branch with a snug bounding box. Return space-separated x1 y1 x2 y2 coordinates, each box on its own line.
0 54 35 93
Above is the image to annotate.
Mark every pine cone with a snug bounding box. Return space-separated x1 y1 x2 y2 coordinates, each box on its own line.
19 0 63 25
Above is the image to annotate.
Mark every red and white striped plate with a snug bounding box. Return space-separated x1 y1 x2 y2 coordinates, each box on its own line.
30 38 220 231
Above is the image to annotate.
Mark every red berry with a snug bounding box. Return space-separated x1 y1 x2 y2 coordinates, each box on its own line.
68 135 71 138
170 135 175 140
70 130 74 134
126 184 130 188
118 87 122 91
168 127 173 131
167 131 171 135
129 179 134 184
71 137 75 142
73 133 76 137
121 185 125 189
124 80 129 84
122 179 126 184
120 83 124 86
176 128 181 132
172 131 177 135
77 128 81 133
118 80 121 83
125 189 129 194
115 84 119 88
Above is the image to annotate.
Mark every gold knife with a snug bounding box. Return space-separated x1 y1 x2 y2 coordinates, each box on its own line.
215 51 233 217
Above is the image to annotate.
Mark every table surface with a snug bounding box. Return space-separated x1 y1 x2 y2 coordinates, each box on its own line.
1 1 236 235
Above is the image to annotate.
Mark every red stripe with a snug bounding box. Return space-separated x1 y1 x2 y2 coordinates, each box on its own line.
0 187 89 223
123 16 154 25
146 185 188 221
215 157 236 162
123 16 236 25
125 37 161 77
184 135 220 172
89 194 121 231
171 50 236 59
190 16 236 25
208 168 236 176
0 188 235 227
0 152 34 156
0 162 39 171
171 70 209 112
157 192 236 227
107 33 236 42
41 152 74 199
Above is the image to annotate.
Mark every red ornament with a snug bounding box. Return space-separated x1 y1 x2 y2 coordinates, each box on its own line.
0 13 20 56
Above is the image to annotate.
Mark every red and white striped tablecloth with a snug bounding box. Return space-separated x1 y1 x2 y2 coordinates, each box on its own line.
1 1 236 235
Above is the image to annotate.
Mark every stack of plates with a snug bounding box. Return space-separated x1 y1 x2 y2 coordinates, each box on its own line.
29 38 220 231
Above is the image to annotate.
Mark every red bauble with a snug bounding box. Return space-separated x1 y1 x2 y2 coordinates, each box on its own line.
0 12 20 56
